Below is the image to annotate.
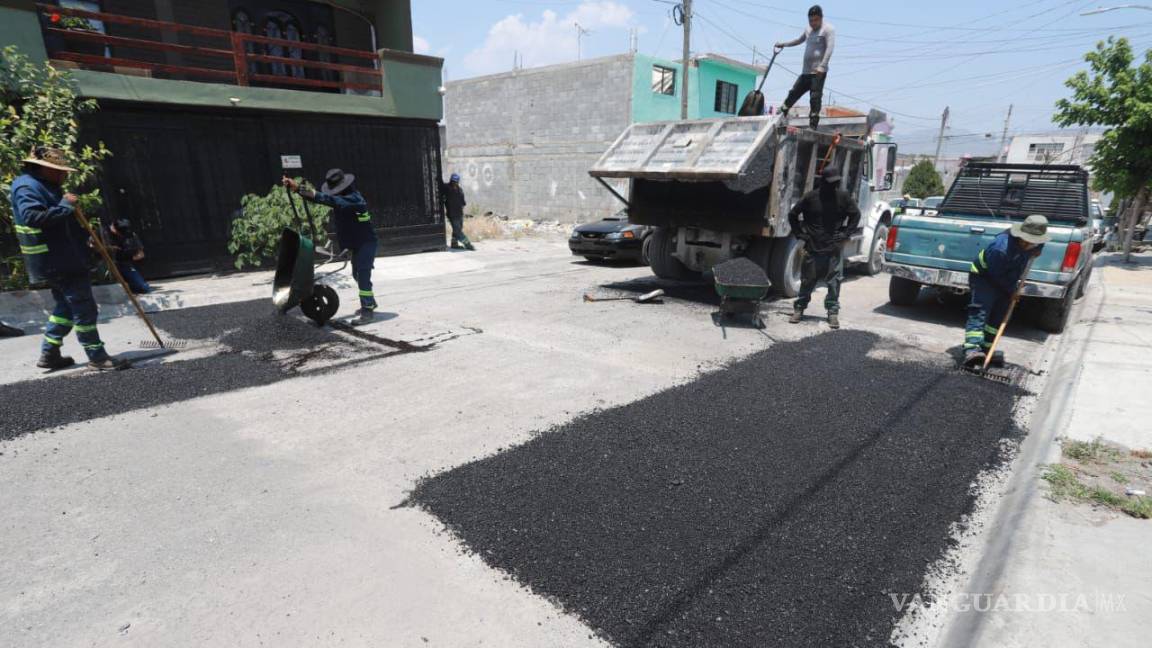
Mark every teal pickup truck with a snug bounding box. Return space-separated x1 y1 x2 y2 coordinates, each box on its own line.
884 163 1093 333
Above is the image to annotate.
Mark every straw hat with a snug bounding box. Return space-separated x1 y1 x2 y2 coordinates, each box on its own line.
321 168 356 195
1011 214 1052 245
23 146 78 172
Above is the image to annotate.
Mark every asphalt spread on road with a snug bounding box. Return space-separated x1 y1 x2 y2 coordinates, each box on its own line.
0 299 430 441
412 330 1025 647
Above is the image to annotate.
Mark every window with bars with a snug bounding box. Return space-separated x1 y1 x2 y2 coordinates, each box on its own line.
714 80 738 114
651 65 676 96
1026 142 1064 162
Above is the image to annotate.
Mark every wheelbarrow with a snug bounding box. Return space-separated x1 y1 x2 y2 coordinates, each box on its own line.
271 185 347 325
713 257 772 329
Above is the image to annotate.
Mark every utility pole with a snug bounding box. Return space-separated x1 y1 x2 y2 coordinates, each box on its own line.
575 22 591 61
933 106 950 170
997 104 1013 162
680 0 693 119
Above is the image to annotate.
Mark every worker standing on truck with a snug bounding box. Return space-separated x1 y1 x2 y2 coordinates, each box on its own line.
442 173 474 250
10 146 129 371
775 5 835 130
963 215 1050 367
283 169 378 326
788 165 860 329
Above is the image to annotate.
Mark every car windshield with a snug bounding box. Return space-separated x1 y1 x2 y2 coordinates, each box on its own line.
924 197 943 208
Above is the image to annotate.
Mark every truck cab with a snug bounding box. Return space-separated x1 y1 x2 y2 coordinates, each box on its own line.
588 112 898 296
884 163 1093 333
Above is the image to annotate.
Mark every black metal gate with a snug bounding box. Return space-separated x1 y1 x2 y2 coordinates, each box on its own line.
82 102 445 277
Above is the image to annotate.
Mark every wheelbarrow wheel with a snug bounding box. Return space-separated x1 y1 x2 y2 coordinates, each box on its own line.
301 284 340 325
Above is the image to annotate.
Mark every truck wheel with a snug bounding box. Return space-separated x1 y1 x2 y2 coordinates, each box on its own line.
766 237 804 297
648 226 692 280
888 275 921 306
866 224 888 276
1036 276 1079 334
1076 263 1092 299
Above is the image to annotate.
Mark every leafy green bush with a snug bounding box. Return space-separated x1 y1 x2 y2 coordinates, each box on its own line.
902 160 945 199
228 180 331 270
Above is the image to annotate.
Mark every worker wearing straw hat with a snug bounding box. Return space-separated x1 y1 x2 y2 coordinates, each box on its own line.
9 146 129 371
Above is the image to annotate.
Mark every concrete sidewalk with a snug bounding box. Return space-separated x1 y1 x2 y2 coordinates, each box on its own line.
941 252 1152 648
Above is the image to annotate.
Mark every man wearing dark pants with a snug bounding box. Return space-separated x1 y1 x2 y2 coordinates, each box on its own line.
787 165 860 329
10 146 129 371
776 5 835 129
284 169 378 325
442 173 474 250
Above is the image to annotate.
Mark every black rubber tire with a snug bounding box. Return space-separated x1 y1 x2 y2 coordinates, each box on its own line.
1035 276 1079 334
1076 263 1092 299
866 224 889 276
301 283 340 325
766 236 804 297
648 226 692 280
641 234 653 266
888 275 921 306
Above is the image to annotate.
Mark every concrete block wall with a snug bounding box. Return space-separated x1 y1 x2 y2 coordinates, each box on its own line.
444 55 634 223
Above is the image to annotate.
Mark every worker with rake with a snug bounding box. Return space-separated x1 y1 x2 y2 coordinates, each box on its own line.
963 215 1050 368
284 169 378 326
10 146 129 371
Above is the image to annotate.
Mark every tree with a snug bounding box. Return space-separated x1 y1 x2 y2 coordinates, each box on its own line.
229 181 331 270
1055 37 1152 262
1 45 111 288
902 160 945 199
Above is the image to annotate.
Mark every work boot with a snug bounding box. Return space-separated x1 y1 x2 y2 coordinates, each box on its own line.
779 105 790 119
37 348 75 371
450 240 462 249
810 116 821 130
788 308 804 324
88 356 130 372
827 312 840 329
962 349 987 368
352 308 375 326
462 237 476 251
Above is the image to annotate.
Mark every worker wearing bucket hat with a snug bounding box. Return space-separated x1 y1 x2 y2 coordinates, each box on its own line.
10 146 129 370
441 173 474 250
284 169 378 325
963 214 1050 367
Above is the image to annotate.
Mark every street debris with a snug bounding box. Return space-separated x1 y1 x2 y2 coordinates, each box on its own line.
583 289 665 304
412 330 1025 647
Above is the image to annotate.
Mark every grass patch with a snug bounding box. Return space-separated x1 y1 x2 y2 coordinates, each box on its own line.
1042 464 1090 500
1110 471 1128 484
462 215 507 242
1062 437 1123 462
1042 462 1152 520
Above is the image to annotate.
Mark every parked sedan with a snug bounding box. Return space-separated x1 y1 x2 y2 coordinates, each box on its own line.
569 212 652 263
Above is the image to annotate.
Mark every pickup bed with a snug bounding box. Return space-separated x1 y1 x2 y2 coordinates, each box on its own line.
883 163 1093 333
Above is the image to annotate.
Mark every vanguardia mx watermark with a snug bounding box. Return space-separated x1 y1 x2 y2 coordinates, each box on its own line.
889 592 1129 613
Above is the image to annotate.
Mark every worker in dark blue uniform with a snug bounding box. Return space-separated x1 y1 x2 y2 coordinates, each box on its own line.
10 146 129 371
441 173 474 250
963 214 1050 367
283 169 377 325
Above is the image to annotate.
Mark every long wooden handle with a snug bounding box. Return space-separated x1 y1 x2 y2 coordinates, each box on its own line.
981 255 1037 372
75 208 165 348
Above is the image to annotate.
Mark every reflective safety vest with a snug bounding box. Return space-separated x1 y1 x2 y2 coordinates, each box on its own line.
9 173 90 282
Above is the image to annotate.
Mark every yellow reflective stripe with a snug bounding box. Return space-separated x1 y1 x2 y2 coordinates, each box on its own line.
357 213 371 222
969 263 979 273
49 315 74 327
965 332 985 339
43 335 63 346
75 324 98 333
21 244 48 254
983 325 999 334
15 224 42 234
83 343 104 350
358 290 374 297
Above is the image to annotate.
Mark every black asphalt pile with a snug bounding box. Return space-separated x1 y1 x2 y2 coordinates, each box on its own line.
0 299 381 441
412 331 1024 648
713 257 769 287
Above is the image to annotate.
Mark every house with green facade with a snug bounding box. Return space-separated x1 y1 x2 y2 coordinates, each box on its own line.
443 52 764 224
1 0 445 276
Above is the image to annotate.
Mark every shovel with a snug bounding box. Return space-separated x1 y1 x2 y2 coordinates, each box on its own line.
737 47 782 117
583 289 665 304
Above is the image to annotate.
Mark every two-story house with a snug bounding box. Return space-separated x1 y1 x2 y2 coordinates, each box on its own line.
1 0 445 277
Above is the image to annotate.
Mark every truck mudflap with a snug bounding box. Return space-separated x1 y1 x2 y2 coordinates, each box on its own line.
884 262 1067 299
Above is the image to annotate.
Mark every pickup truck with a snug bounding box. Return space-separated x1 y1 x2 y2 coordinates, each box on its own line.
588 111 899 295
883 163 1093 333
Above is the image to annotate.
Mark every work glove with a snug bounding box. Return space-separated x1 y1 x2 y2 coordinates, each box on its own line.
831 231 849 244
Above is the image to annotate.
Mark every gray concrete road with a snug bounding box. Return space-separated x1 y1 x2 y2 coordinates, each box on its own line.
0 237 1052 647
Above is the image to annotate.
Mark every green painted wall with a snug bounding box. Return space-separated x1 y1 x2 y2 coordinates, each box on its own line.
630 54 757 123
0 3 48 63
379 53 443 121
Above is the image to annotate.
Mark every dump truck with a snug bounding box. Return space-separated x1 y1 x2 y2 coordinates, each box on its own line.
588 112 898 296
883 163 1094 333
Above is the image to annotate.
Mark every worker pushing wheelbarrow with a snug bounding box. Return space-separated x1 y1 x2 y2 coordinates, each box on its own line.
281 168 379 326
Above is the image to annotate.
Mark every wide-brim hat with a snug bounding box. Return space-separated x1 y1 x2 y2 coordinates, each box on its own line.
23 146 77 172
321 168 355 194
1011 214 1052 244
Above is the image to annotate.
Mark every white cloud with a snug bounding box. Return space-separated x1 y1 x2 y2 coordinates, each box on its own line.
463 1 636 76
413 35 431 54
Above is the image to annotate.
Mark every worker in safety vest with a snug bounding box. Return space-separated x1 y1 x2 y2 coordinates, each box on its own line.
10 146 129 371
963 215 1049 368
283 169 378 325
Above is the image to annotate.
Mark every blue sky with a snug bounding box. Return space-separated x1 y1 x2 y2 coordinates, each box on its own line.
411 1 1152 155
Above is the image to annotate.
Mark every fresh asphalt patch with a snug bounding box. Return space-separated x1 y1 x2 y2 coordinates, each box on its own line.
412 330 1025 648
0 299 440 441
